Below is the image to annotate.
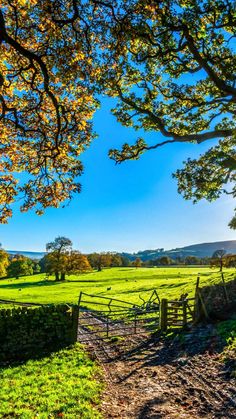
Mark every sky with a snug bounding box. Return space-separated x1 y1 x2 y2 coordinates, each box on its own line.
0 97 235 253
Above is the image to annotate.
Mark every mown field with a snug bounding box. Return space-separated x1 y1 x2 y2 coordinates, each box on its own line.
0 266 234 306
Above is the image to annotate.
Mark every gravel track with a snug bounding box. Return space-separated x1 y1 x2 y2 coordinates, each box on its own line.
78 314 236 418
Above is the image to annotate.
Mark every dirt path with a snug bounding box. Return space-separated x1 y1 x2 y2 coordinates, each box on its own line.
81 325 236 418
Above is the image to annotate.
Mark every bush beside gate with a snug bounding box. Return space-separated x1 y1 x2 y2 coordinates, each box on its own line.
0 304 78 363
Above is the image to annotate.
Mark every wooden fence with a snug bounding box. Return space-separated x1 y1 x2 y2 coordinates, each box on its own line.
160 297 195 331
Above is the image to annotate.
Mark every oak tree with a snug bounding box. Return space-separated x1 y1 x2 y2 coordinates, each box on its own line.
7 255 33 278
132 257 142 268
67 251 92 274
87 252 112 271
0 0 97 222
211 249 227 272
96 0 236 226
46 236 72 280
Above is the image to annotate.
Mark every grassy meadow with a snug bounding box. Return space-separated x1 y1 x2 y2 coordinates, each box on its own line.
0 344 103 418
0 266 234 306
0 266 235 418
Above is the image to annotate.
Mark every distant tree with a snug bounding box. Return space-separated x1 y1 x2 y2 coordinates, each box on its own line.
0 247 9 278
39 255 47 274
87 253 98 270
110 254 122 267
132 258 142 268
33 263 41 274
224 254 236 268
159 256 173 266
142 260 153 267
46 237 72 281
184 256 201 265
120 256 131 267
67 252 92 274
87 253 112 271
7 255 33 279
175 257 185 265
200 257 211 266
211 249 227 272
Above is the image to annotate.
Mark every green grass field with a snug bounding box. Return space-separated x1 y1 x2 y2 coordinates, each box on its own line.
0 266 234 306
0 344 103 418
0 267 235 417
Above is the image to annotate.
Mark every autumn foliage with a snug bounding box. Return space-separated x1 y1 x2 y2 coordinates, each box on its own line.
0 1 235 224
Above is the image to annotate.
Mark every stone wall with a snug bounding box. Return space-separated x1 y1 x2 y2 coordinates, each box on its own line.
197 277 236 319
0 304 78 363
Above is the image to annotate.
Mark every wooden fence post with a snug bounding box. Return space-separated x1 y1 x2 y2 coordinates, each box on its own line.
194 276 200 323
197 289 209 320
160 298 168 331
221 273 229 304
182 300 187 328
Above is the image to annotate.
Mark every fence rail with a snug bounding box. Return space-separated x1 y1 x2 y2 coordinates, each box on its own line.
77 290 160 341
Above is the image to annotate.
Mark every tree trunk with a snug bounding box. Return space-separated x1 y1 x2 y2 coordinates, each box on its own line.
61 272 65 281
55 271 59 281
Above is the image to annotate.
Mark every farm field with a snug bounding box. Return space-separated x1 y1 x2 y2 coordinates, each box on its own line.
0 266 234 306
0 266 235 418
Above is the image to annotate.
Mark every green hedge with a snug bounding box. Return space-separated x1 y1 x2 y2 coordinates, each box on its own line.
0 304 78 362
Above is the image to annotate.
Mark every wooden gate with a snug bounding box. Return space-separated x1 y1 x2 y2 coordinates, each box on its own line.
160 297 195 330
77 290 160 342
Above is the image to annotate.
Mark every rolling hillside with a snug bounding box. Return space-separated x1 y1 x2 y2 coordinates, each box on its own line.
5 240 236 261
120 240 236 261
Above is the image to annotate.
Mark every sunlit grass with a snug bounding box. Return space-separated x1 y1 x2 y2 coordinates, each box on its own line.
0 344 103 418
0 267 234 306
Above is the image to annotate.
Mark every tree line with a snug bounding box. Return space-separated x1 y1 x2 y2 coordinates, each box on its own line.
0 237 235 280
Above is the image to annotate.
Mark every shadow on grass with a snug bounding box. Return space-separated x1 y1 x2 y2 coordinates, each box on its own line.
66 278 112 283
116 282 190 297
0 280 61 289
0 343 75 371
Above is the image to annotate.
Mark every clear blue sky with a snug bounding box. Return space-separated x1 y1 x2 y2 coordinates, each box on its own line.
0 98 235 253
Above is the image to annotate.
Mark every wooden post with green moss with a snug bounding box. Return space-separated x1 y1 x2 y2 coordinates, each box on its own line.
221 273 229 304
194 276 200 323
160 299 168 331
182 299 187 328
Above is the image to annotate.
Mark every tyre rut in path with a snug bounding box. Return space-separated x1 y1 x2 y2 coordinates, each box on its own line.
78 320 236 418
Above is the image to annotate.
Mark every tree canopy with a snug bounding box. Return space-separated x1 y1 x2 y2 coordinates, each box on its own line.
0 247 9 277
102 0 236 226
46 236 72 280
7 255 34 278
45 236 91 279
0 0 235 224
0 0 97 222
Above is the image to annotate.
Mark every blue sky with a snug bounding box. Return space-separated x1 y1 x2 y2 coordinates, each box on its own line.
0 97 235 253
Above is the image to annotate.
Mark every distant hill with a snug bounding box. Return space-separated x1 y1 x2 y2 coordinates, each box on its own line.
5 240 236 261
120 240 236 261
7 250 45 260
